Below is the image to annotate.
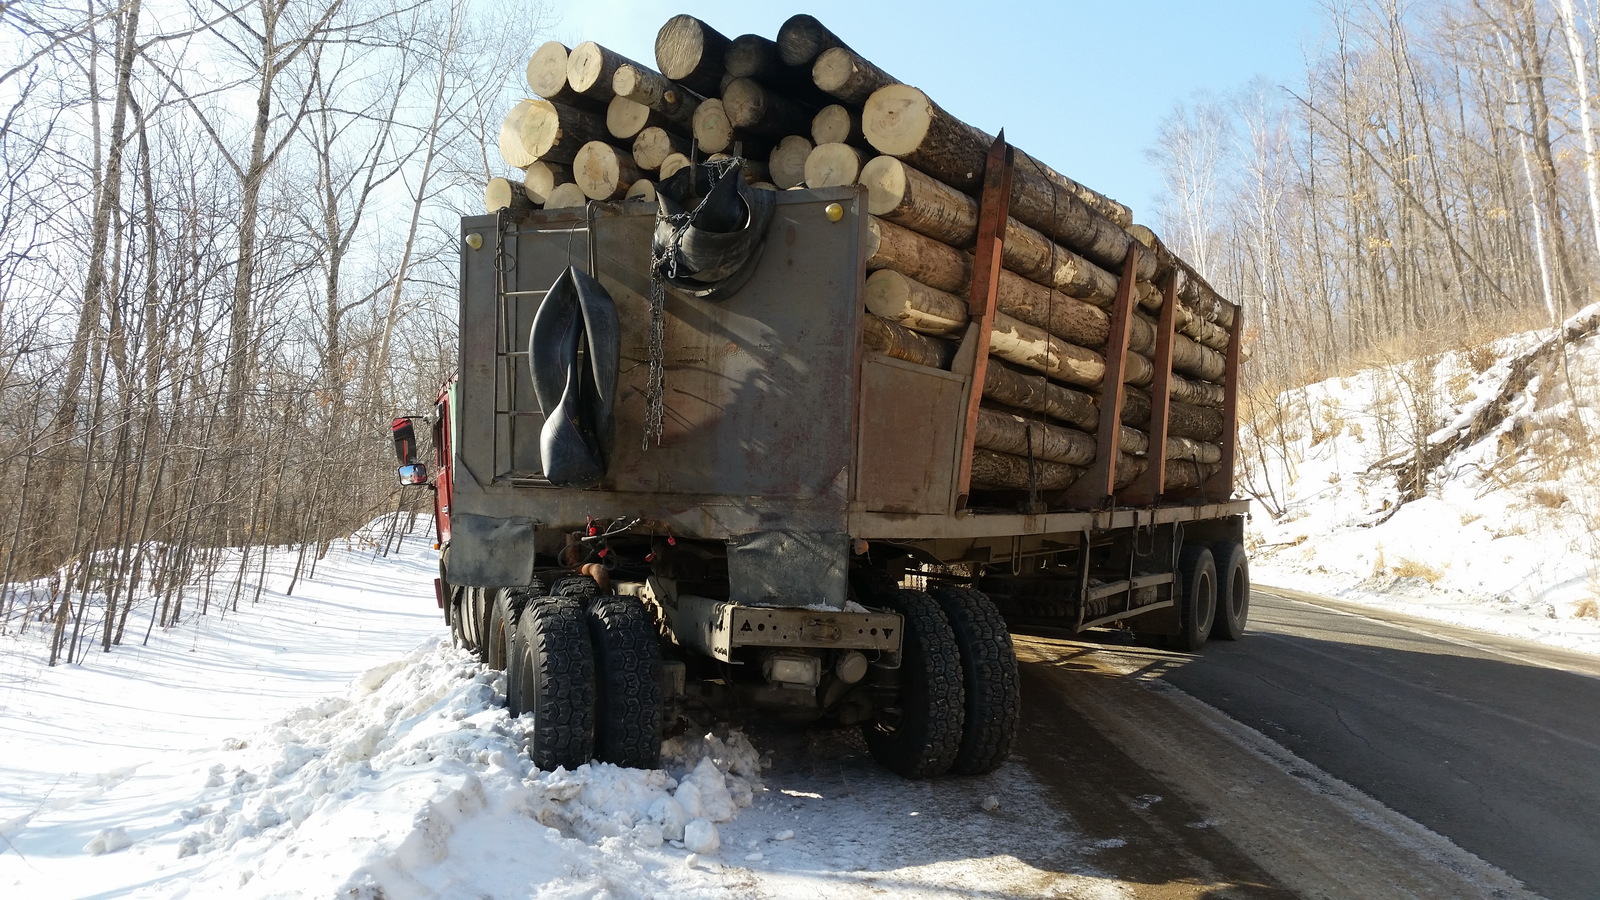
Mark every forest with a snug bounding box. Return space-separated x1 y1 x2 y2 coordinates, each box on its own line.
1 0 1596 663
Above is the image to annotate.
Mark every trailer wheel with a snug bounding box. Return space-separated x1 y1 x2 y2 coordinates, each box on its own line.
468 587 493 661
1170 545 1217 653
928 586 1019 775
449 590 472 651
586 595 663 769
1211 542 1249 640
485 589 512 671
864 589 964 779
508 597 597 770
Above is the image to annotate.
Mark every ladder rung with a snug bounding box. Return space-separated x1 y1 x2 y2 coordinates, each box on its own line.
502 289 549 297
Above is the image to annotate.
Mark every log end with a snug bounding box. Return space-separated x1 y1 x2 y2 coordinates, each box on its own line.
526 41 571 97
567 41 609 94
625 178 658 202
606 96 652 139
859 154 907 216
862 83 934 157
543 182 588 209
497 99 543 168
803 142 866 188
691 98 734 153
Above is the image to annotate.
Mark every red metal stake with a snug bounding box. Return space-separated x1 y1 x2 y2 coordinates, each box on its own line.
953 133 1014 511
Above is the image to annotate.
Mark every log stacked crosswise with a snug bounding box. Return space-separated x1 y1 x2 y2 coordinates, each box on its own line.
484 15 1241 504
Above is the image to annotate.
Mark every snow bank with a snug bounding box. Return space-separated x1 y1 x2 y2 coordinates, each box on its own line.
1244 326 1600 656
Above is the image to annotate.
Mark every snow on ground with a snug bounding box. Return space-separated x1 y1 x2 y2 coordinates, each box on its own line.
0 520 1124 899
1243 316 1600 657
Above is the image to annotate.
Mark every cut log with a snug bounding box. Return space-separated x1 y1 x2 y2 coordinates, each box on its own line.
606 96 668 140
722 77 816 138
768 135 812 189
982 361 1098 432
802 142 869 188
485 177 534 213
707 152 770 185
1164 435 1222 465
522 160 572 204
526 42 603 112
863 267 1109 390
654 14 731 98
573 141 644 200
568 42 647 106
868 267 1108 354
632 126 690 170
975 407 1097 468
1126 224 1236 328
543 183 587 209
862 314 954 369
497 99 543 168
812 104 863 146
692 98 734 153
518 100 612 165
812 46 898 105
1170 375 1226 409
625 179 657 202
866 216 969 294
861 154 978 246
658 153 691 179
970 448 1081 491
862 84 1131 226
612 64 700 129
777 14 847 66
724 33 828 103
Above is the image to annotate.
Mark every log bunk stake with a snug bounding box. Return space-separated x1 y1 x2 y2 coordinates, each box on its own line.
1057 245 1140 510
953 134 1014 511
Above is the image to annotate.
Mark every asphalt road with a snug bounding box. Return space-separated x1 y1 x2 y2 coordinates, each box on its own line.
1152 587 1600 900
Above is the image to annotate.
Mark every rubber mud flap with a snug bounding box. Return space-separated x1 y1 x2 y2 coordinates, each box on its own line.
529 265 619 487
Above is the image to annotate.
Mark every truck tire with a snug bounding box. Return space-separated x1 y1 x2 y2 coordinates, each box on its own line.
864 589 964 779
485 589 512 671
928 585 1019 775
1170 545 1217 653
449 591 472 651
1211 542 1249 640
586 595 663 769
508 597 597 771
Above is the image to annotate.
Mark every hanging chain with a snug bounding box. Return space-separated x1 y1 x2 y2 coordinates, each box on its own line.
644 207 690 449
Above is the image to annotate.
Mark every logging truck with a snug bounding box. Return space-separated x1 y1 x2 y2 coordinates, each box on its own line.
390 15 1248 779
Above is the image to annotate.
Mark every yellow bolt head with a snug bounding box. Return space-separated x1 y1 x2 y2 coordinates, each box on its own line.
464 233 484 250
824 202 844 222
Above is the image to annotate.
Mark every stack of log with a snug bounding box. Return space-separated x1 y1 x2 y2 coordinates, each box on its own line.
486 15 1238 500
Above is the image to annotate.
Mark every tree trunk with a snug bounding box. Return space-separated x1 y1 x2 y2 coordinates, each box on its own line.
486 176 535 212
722 77 816 137
803 142 869 188
543 182 588 208
981 360 1099 431
518 100 612 165
526 41 605 112
861 314 954 368
777 14 847 66
632 126 690 170
574 141 644 200
692 98 735 153
606 96 669 140
812 45 898 105
659 152 692 178
523 159 573 203
975 407 1097 467
862 84 1131 225
970 448 1082 491
612 63 700 129
654 14 731 97
567 41 646 105
812 103 863 146
768 134 812 189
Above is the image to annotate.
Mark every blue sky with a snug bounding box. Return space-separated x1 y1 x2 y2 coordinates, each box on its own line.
545 1 1328 222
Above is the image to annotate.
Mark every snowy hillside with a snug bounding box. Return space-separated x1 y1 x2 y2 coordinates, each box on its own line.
1243 305 1600 656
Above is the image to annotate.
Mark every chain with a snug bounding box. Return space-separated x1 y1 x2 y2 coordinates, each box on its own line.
644 209 689 449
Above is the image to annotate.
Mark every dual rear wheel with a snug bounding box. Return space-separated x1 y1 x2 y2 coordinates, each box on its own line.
496 581 663 771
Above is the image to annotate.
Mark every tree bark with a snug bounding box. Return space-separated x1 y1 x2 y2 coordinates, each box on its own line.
976 407 1097 467
803 142 869 188
862 84 1132 225
526 41 604 112
861 314 954 369
612 63 700 129
486 176 535 212
768 134 812 189
632 126 689 170
970 448 1083 491
567 41 646 105
777 14 846 66
518 100 611 165
812 45 898 105
574 141 644 200
654 14 731 98
722 77 816 137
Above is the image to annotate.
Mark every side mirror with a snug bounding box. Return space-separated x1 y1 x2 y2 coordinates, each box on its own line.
398 463 429 486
